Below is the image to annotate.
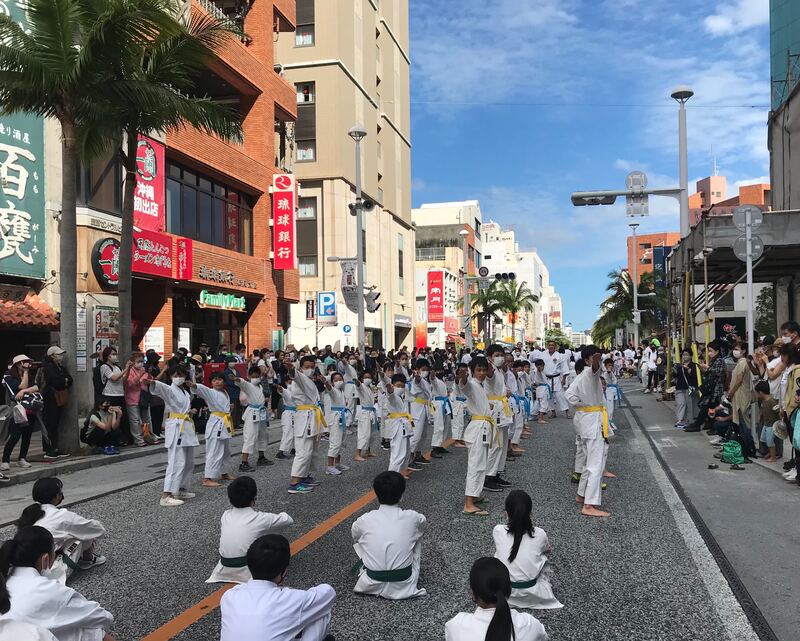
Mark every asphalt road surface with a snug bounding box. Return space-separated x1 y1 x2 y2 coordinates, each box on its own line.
1 391 766 641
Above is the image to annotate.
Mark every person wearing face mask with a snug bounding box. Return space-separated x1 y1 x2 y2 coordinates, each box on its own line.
483 347 512 493
539 342 570 418
190 373 236 488
395 353 411 379
0 526 115 641
222 357 243 430
17 478 106 584
384 374 413 477
38 346 73 460
377 363 395 451
780 320 800 346
123 352 154 448
2 354 41 475
408 359 434 470
450 363 470 448
80 399 122 455
673 349 699 429
287 356 328 494
235 366 272 473
150 364 198 507
429 365 453 458
99 347 132 446
725 342 757 455
323 373 350 476
341 355 360 423
686 340 727 433
274 374 297 461
354 372 378 462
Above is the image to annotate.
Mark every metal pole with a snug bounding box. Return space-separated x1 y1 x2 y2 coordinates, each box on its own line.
354 139 365 354
463 235 472 350
745 208 758 437
678 100 690 238
630 223 639 348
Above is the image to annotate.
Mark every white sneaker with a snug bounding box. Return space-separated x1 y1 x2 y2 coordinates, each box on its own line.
709 437 723 445
15 459 32 468
783 469 797 481
336 463 351 471
0 463 9 472
77 554 107 570
159 496 184 507
643 389 650 394
325 466 342 476
174 491 196 499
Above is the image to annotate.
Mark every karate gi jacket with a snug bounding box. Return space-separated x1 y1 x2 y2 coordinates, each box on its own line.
445 606 548 641
351 504 426 599
565 367 605 439
0 618 57 640
36 504 105 585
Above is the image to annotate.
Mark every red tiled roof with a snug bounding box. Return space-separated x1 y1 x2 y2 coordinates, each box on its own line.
0 291 59 330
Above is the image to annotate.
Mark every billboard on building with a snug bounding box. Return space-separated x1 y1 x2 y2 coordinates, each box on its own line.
427 271 444 323
272 174 296 270
133 136 165 231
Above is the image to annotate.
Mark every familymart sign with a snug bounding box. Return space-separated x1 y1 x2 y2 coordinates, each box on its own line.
198 289 246 312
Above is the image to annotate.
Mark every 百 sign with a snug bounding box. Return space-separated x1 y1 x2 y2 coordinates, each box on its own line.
272 174 296 270
427 271 444 323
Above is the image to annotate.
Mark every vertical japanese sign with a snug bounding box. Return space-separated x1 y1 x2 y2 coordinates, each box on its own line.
0 2 45 278
427 271 444 323
133 136 165 231
652 246 668 327
272 174 296 269
340 259 359 313
176 237 192 280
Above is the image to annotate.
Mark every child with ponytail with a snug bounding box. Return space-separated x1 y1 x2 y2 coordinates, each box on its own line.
445 557 548 641
493 490 563 610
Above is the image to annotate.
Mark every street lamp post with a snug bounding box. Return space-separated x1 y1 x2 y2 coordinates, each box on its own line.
630 222 640 348
459 229 472 350
671 85 693 239
348 125 367 354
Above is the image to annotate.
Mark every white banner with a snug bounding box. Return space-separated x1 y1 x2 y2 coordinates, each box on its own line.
340 259 359 314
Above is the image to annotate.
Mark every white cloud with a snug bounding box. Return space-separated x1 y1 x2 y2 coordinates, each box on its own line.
704 0 769 36
733 175 770 189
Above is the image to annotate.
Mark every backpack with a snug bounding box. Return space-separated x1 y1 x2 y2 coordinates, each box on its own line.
721 440 745 465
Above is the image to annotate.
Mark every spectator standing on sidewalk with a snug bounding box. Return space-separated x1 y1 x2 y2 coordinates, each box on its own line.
37 346 73 460
686 340 726 432
727 342 757 456
674 348 699 429
124 352 155 447
2 355 40 474
99 347 131 445
144 350 165 438
780 343 800 484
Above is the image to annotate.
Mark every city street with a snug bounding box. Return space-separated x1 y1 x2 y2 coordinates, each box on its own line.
2 382 784 641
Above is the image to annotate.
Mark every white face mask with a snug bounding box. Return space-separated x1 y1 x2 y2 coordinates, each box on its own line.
250 377 262 384
783 336 792 344
349 359 357 366
134 361 145 369
363 378 372 385
302 368 315 378
334 380 345 390
109 354 118 363
394 387 405 398
492 356 505 367
420 370 429 378
732 350 742 359
172 377 185 386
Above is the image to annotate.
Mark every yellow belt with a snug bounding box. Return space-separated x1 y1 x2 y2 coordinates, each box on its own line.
211 411 234 436
388 412 414 425
470 414 501 446
297 404 328 430
413 397 435 414
488 395 512 417
576 405 609 438
168 412 193 434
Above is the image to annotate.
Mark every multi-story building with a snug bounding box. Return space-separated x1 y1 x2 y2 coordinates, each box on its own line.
689 174 771 226
626 232 681 284
414 267 460 348
277 0 415 349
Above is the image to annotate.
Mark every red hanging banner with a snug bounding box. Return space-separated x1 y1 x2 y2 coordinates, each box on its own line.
176 237 192 280
132 228 172 278
427 271 444 323
272 174 296 270
133 136 165 231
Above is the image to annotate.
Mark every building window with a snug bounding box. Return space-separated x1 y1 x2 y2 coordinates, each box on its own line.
297 196 317 219
298 256 317 276
296 83 315 104
166 161 254 255
377 187 384 203
77 149 123 215
640 243 652 250
398 234 404 295
297 141 316 162
295 0 314 46
295 82 316 163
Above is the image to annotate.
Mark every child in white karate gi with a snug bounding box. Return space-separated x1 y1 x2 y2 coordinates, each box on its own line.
288 356 327 494
450 362 469 447
407 359 433 469
220 534 336 641
485 347 512 492
445 557 548 641
18 477 106 584
275 376 296 460
192 373 235 488
354 373 377 461
509 360 527 455
324 373 350 476
602 358 619 426
384 374 412 477
151 365 198 507
352 471 426 600
430 365 452 458
378 362 395 451
342 356 359 425
207 477 293 584
532 360 550 424
493 490 563 610
236 367 271 473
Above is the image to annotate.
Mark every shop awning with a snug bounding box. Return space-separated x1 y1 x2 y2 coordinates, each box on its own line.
0 287 59 330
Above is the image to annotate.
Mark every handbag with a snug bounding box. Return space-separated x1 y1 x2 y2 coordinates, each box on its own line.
19 392 44 413
54 389 69 407
12 403 28 425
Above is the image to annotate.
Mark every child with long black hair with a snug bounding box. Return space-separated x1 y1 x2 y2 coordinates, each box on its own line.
445 557 548 641
0 525 114 640
493 490 563 610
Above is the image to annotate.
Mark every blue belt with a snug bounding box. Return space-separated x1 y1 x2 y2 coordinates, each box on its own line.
455 396 466 402
331 406 350 431
360 405 379 431
513 394 530 415
434 396 453 417
537 383 553 399
608 384 622 406
283 405 297 412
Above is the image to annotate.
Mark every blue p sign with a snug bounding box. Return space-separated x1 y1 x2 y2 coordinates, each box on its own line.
318 291 336 324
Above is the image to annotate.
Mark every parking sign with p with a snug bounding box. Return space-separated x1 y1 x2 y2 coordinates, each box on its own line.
317 291 337 327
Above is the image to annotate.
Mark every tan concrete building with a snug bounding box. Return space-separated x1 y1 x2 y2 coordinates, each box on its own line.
277 0 414 349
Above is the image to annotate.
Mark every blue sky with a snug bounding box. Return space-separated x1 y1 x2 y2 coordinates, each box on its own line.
408 0 771 330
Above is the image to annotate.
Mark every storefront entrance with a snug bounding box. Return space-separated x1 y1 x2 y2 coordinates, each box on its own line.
173 290 251 354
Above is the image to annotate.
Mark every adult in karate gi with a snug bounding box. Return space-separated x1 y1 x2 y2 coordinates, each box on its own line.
191 373 235 488
0 572 57 641
220 534 336 641
288 356 327 494
407 359 434 469
0 526 115 641
493 490 562 610
236 367 271 473
207 477 293 584
485 347 512 492
351 472 426 599
378 363 396 451
151 365 198 507
354 373 378 462
429 365 452 458
444 557 548 641
565 345 611 518
18 478 106 584
457 357 495 516
384 374 412 477
541 341 570 418
450 362 469 447
531 360 550 424
274 376 296 460
323 373 350 476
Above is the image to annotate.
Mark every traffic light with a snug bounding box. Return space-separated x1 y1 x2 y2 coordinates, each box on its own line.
494 272 516 281
365 289 381 313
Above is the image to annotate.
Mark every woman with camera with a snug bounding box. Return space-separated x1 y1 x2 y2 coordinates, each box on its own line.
2 354 41 475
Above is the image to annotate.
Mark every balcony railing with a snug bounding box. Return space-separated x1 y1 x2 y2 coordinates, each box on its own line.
416 247 446 261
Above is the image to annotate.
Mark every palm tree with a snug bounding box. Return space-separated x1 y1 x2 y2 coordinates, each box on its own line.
496 279 538 344
0 0 178 452
592 269 667 346
92 10 243 356
468 282 503 342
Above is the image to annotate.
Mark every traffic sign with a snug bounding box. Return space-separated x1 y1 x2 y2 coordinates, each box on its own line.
317 291 337 327
343 324 352 334
478 266 489 278
733 205 763 231
733 234 764 262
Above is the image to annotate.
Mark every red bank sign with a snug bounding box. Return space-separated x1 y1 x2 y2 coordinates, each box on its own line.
427 271 444 323
133 136 165 232
272 174 296 270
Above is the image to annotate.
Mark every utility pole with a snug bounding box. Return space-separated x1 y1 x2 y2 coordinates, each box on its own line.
459 229 472 349
348 125 367 354
630 222 640 348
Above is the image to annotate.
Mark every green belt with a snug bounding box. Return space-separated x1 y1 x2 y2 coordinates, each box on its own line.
220 555 248 568
510 577 538 589
365 564 413 582
58 550 82 571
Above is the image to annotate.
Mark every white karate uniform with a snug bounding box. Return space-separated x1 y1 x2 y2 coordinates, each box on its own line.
277 386 295 453
207 507 293 584
1 567 113 641
378 378 391 439
485 371 509 476
602 370 618 423
325 386 348 458
450 387 467 441
430 377 451 448
290 371 324 479
238 380 269 457
385 388 411 472
151 380 198 494
506 370 524 446
35 504 106 585
541 350 569 412
0 619 56 640
445 606 548 641
493 525 563 610
519 371 534 419
351 504 426 599
532 369 551 415
565 366 608 506
194 384 233 479
220 579 336 641
458 377 492 497
408 376 433 453
342 362 358 421
354 381 377 452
